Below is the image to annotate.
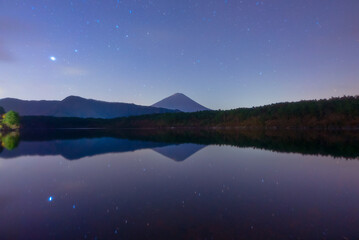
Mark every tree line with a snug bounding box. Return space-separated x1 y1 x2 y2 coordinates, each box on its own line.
21 96 359 129
109 95 359 129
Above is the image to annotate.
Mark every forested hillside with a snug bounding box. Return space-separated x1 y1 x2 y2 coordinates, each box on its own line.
21 96 359 129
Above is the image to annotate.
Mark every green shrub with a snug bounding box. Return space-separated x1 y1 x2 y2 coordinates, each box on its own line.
3 111 20 129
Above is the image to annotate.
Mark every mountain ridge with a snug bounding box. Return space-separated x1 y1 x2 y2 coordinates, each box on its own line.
0 96 178 119
152 93 211 112
0 93 210 118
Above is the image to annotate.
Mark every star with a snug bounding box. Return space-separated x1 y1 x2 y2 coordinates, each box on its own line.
50 56 56 61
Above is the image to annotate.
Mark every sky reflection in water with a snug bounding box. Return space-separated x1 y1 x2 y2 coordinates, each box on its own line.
0 133 359 239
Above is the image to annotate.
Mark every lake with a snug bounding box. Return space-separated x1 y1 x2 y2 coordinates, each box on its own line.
0 129 359 239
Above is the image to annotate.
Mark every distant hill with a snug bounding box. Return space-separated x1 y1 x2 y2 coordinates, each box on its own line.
152 93 211 112
0 96 177 118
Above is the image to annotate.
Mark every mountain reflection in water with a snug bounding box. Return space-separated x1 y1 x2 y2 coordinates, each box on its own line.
1 129 359 160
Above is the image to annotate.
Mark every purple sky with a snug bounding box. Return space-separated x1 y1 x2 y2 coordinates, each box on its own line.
0 0 358 109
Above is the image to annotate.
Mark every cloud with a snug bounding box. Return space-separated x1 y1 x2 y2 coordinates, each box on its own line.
0 17 21 62
62 67 88 76
0 45 14 62
0 16 25 33
0 17 35 62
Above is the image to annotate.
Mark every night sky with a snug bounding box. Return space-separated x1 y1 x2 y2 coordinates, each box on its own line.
1 0 358 109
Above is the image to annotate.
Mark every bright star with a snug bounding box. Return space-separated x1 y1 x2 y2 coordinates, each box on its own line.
50 56 56 61
48 196 53 202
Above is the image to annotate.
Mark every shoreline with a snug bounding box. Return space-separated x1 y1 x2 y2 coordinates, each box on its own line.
18 126 359 131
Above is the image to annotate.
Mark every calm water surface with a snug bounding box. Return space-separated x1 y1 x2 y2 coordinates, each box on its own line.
0 130 359 239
